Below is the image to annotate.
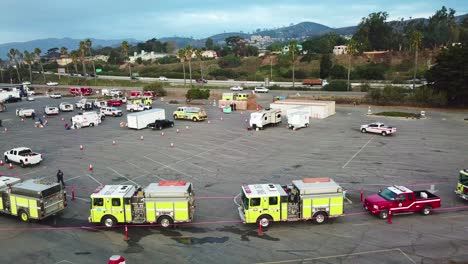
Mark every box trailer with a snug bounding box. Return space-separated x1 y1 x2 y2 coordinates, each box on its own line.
287 107 310 130
127 108 165 129
270 99 335 119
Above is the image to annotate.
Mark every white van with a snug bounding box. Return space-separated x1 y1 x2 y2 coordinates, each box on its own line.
249 109 282 130
71 111 102 128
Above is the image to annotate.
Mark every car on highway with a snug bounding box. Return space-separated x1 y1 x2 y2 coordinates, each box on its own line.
49 93 62 99
147 119 174 130
107 99 123 107
44 106 59 115
4 147 42 167
196 78 207 84
360 122 397 136
22 81 31 85
46 81 59 86
158 76 168 81
254 86 269 93
230 86 243 91
131 76 139 80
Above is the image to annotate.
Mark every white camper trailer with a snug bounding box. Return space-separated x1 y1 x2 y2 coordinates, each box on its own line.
249 109 282 131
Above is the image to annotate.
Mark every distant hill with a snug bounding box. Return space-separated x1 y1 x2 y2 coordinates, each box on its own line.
0 37 139 59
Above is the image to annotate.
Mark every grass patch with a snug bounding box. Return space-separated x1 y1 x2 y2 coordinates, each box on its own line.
374 111 421 118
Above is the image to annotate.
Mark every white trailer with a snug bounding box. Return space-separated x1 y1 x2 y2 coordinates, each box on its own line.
0 91 21 102
249 109 282 130
270 99 335 119
287 107 311 130
127 108 165 130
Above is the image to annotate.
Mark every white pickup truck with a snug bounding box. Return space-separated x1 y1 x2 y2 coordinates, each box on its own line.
360 122 397 136
101 107 123 117
44 106 59 115
16 108 35 118
59 102 74 112
93 100 107 108
4 147 42 167
127 103 151 112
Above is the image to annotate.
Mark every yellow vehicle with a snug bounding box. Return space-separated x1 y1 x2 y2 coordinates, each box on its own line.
129 97 152 105
0 176 67 222
222 93 248 101
238 178 344 228
236 93 248 100
89 181 195 228
173 106 207 122
142 97 153 105
455 169 468 200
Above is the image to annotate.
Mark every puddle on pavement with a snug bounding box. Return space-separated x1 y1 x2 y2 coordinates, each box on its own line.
217 226 280 242
172 236 229 245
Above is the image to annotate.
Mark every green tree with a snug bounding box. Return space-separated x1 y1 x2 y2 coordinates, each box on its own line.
410 30 423 89
218 54 241 68
353 12 394 51
23 50 33 82
346 39 358 91
288 41 298 87
186 88 210 101
319 54 332 79
185 45 194 86
8 49 21 82
79 41 87 76
85 39 96 75
424 6 458 48
70 50 79 74
205 38 214 50
34 48 46 82
135 57 143 64
177 48 187 87
0 58 4 82
121 41 132 77
426 44 468 106
195 49 203 79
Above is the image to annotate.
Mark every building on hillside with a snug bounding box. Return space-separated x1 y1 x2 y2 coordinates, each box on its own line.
282 44 303 54
333 45 348 55
201 50 218 59
93 55 109 62
129 50 169 63
56 55 73 66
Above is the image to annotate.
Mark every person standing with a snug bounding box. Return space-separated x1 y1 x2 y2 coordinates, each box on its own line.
57 169 65 187
31 111 36 120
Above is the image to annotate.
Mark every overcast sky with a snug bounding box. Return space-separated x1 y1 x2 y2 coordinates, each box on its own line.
1 0 467 43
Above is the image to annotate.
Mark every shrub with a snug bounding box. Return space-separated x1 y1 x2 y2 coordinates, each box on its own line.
353 63 388 80
360 83 371 92
143 82 167 96
218 54 241 68
209 69 238 79
330 65 347 79
186 88 210 101
323 80 347 91
382 85 407 103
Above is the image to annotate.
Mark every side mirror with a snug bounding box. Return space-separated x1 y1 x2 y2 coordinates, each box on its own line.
378 189 382 193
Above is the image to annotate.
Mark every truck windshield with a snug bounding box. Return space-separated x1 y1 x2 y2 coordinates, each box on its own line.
241 192 249 210
460 172 468 185
379 188 397 201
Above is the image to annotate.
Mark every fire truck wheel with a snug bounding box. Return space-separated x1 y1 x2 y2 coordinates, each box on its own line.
102 215 117 227
421 205 432 215
379 210 389 219
192 117 197 122
173 115 178 120
305 123 309 127
257 215 272 228
19 210 29 222
90 123 95 127
157 216 174 228
313 212 328 224
361 128 367 133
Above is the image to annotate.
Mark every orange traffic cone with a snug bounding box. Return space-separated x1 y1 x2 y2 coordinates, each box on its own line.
0 160 3 166
207 120 211 124
161 132 164 136
89 164 93 171
176 129 179 133
9 163 13 169
112 140 116 145
258 222 263 236
4 128 7 133
170 142 174 148
21 118 24 122
140 136 144 141
220 117 223 121
80 145 84 151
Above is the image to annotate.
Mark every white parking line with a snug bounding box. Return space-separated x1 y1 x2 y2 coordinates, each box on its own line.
22 166 47 176
342 135 375 168
106 167 138 185
143 156 197 180
85 173 103 186
64 175 82 182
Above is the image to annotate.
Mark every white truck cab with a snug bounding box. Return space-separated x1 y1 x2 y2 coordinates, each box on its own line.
101 107 123 117
360 122 397 136
16 108 35 118
4 147 42 167
72 111 102 128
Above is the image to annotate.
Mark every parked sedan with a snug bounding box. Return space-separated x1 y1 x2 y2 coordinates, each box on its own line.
254 86 269 93
44 105 59 115
147 119 174 130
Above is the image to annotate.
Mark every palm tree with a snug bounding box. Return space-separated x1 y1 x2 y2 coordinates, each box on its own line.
34 48 46 82
185 45 194 86
177 48 187 87
346 39 358 92
23 50 34 82
121 41 132 77
70 50 79 74
17 49 24 69
410 30 423 90
288 41 298 88
9 49 21 82
85 39 96 76
195 49 204 80
0 58 4 82
79 41 87 76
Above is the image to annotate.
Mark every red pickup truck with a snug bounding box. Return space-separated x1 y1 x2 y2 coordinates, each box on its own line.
364 185 441 219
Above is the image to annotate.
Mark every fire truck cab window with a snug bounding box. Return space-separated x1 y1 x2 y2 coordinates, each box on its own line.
250 198 261 207
93 198 103 206
269 196 278 205
112 198 121 206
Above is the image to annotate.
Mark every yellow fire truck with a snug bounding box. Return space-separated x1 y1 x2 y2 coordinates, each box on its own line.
238 178 344 228
455 169 468 200
89 181 195 228
0 176 67 222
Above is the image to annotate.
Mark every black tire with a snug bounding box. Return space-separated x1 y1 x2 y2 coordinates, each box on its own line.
313 212 328 224
4 156 9 162
130 109 134 112
257 215 273 228
305 123 309 127
20 160 25 168
381 131 387 136
192 117 197 122
170 123 174 128
421 205 432 215
379 210 389 219
112 113 115 117
90 123 94 127
361 128 367 133
173 114 178 120
19 210 29 222
157 126 162 130
157 215 174 228
102 215 117 228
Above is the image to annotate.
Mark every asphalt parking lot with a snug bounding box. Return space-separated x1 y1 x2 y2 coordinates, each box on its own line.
0 95 468 264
